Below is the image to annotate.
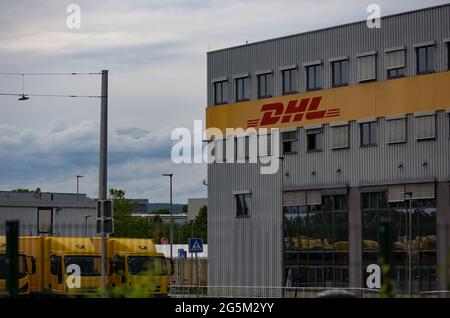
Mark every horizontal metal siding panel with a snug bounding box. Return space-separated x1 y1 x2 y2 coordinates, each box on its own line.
53 207 97 237
0 207 37 236
207 5 450 106
207 163 282 296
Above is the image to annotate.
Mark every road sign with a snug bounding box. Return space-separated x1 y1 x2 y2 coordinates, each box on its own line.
188 238 203 253
178 248 187 259
96 218 114 234
97 200 113 218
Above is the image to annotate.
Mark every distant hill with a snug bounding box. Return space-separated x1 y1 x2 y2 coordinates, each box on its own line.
148 203 185 214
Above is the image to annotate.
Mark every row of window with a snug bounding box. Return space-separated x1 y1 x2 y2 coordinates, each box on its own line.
282 114 438 154
211 113 442 162
213 42 450 105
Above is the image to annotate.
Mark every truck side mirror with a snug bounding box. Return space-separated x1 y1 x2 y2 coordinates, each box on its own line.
30 256 37 275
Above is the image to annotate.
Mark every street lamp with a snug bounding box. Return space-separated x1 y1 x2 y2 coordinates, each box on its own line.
402 191 413 297
77 175 84 201
85 215 92 237
162 173 174 261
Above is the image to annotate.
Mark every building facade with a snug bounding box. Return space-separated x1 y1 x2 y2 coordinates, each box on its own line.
206 4 450 296
0 191 97 237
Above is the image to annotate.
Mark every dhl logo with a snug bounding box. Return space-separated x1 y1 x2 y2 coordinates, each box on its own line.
247 96 340 128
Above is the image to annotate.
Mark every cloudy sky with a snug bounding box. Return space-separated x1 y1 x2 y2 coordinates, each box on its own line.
0 0 447 203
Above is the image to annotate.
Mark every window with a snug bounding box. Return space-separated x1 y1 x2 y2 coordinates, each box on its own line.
357 54 377 82
213 80 228 105
257 73 272 98
235 193 251 217
331 125 349 149
417 46 435 74
361 193 437 292
386 50 406 79
282 130 297 154
448 43 450 71
332 60 349 87
235 76 250 102
415 115 435 140
283 194 349 288
306 64 322 91
386 118 406 144
38 208 52 234
306 129 323 152
360 121 377 146
362 192 387 209
282 69 297 95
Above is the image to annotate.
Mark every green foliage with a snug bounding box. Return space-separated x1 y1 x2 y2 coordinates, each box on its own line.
182 204 188 213
108 189 207 244
154 208 170 214
12 189 31 193
109 188 151 238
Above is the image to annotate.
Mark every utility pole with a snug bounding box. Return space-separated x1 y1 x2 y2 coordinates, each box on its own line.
402 191 413 297
163 173 174 261
77 175 83 201
99 70 108 295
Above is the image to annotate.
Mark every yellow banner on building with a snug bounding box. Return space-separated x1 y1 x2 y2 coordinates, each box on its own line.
206 71 450 135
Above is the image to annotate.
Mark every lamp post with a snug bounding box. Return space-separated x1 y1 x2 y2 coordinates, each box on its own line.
163 173 174 261
76 175 84 201
402 191 413 297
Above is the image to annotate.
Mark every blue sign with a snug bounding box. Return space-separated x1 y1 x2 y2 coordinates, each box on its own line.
188 238 203 253
178 248 187 259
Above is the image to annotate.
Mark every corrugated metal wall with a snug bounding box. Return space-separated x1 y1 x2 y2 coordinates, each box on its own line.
207 4 450 106
0 205 97 237
0 207 37 236
206 5 450 296
283 111 450 188
208 163 283 296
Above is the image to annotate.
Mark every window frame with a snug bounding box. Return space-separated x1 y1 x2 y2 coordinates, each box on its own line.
360 121 378 147
282 130 298 155
257 73 272 99
235 76 250 102
331 60 349 87
416 45 435 75
386 118 407 144
281 68 297 95
38 207 53 235
213 80 228 105
306 129 323 152
415 114 436 141
306 64 322 91
331 124 349 150
235 193 251 218
357 54 377 83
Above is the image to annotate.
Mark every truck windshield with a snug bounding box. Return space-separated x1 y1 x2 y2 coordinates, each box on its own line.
64 256 101 276
0 254 28 278
127 256 168 275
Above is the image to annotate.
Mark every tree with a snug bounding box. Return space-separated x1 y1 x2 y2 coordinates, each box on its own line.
182 204 188 213
109 188 151 238
154 208 170 215
12 189 31 193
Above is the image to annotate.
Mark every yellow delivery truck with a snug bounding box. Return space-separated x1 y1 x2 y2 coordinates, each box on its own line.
20 236 102 296
93 237 173 297
0 236 36 295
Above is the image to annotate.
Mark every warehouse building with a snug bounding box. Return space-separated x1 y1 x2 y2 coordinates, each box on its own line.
206 4 450 296
0 190 97 237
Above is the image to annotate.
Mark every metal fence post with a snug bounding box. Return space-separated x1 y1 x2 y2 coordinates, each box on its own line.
6 220 19 298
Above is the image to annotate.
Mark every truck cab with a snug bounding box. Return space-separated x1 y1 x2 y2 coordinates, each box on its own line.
93 238 173 297
20 237 102 296
0 236 36 295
